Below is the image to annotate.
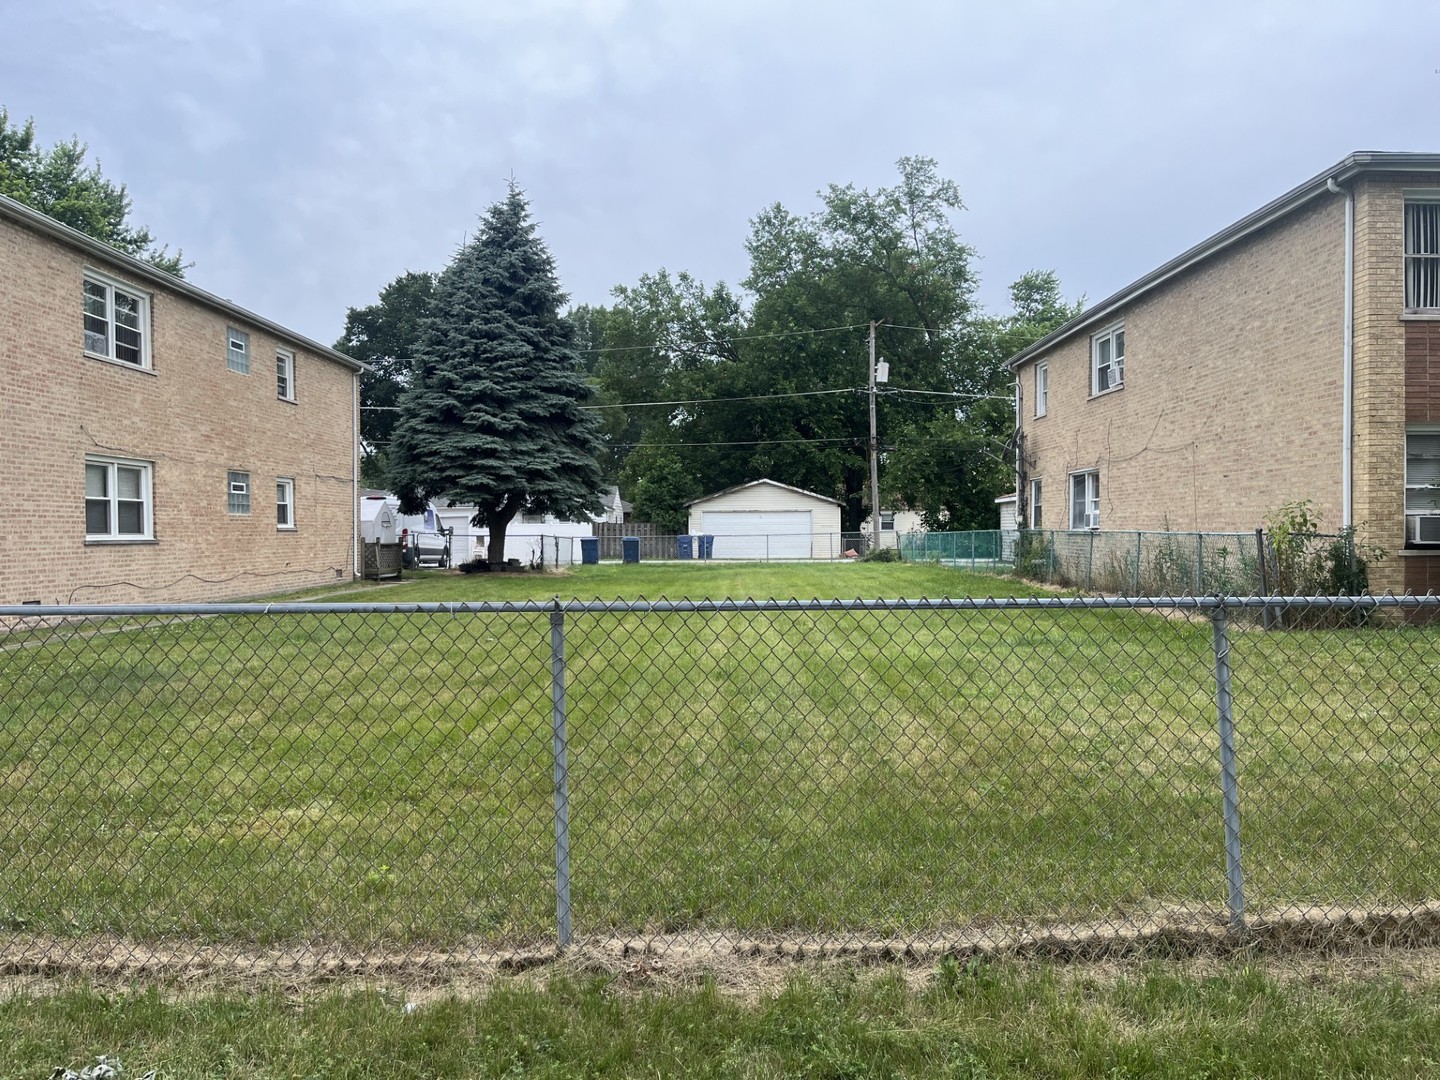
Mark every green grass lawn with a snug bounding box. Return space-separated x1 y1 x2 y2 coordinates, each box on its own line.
359 560 1045 602
7 961 1440 1078
2 562 1439 951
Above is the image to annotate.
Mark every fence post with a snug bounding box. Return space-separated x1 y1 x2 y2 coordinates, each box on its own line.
1134 532 1142 595
1254 528 1272 630
1210 601 1246 933
1195 532 1204 594
550 600 574 948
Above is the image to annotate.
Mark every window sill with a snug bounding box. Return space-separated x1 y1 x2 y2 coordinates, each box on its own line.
1399 546 1440 555
1034 412 1048 421
1088 384 1124 401
84 350 155 375
85 537 157 546
1400 312 1440 321
278 526 298 533
278 396 298 405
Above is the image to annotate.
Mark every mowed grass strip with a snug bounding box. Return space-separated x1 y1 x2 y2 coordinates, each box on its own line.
1 563 1438 946
6 962 1440 1078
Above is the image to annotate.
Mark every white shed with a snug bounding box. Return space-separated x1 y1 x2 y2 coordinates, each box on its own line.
686 479 845 560
996 493 1019 562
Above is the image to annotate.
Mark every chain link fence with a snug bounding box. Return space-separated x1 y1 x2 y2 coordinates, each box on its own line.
2 596 1438 978
907 528 1365 598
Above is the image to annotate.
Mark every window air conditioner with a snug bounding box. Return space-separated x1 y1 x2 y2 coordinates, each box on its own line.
1408 514 1440 544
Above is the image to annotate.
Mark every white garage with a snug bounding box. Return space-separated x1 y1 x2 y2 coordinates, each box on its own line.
686 479 845 561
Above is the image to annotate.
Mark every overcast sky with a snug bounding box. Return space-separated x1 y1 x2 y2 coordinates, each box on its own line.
5 0 1438 347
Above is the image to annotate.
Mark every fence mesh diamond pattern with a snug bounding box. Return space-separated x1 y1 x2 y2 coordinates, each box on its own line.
1 596 1437 976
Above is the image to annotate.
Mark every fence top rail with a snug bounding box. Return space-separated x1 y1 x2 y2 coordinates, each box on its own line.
2 595 1438 618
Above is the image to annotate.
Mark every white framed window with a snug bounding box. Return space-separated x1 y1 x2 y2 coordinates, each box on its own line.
1407 428 1440 515
1035 362 1049 417
1091 322 1124 395
227 471 251 515
82 270 150 368
276 348 295 401
276 478 296 529
1030 478 1043 528
520 512 547 524
85 456 152 540
1405 196 1440 313
880 512 896 532
1070 470 1100 530
227 328 250 374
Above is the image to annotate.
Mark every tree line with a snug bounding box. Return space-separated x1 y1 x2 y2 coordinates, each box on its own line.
340 157 1081 539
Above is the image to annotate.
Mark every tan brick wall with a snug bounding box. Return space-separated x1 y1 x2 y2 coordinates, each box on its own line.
1018 194 1347 537
0 216 358 605
1353 173 1440 594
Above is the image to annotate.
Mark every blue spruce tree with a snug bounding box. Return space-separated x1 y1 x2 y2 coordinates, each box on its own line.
389 185 603 566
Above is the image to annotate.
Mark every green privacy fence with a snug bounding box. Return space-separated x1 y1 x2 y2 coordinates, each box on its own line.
898 529 1009 569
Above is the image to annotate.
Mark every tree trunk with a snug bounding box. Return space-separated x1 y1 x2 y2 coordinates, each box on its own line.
488 515 509 567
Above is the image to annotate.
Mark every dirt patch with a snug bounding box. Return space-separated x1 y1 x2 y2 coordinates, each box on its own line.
7 903 1440 999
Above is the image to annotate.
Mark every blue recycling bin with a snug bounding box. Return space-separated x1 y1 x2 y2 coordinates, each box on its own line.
699 534 715 560
676 534 694 559
623 536 641 564
580 536 600 565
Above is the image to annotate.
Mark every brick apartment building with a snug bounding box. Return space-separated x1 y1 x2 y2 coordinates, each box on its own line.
0 194 362 605
1008 151 1440 596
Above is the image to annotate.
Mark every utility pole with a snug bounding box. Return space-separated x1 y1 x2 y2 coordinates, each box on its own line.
868 321 883 553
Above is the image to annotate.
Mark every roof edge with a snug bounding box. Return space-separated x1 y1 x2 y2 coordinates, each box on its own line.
0 194 363 373
686 478 845 507
1007 151 1440 370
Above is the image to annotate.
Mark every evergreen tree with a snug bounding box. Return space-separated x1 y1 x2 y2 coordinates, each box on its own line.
388 186 604 566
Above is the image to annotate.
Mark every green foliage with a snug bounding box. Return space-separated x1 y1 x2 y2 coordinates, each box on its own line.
1013 529 1054 581
333 270 437 488
1263 500 1382 596
584 159 1073 532
620 446 702 533
388 185 604 565
860 545 902 562
0 107 187 276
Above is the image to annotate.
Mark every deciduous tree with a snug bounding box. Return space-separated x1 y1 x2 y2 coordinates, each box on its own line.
0 107 186 276
334 270 437 488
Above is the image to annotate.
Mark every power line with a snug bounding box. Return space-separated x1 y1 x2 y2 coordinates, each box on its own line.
577 322 869 356
883 387 1012 402
608 436 861 449
361 384 1007 414
880 322 951 335
580 387 861 411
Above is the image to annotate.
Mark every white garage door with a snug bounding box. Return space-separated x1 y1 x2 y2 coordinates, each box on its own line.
701 511 812 559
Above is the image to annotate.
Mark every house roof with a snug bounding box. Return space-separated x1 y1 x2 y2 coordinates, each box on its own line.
0 193 364 373
686 478 844 508
1007 151 1440 371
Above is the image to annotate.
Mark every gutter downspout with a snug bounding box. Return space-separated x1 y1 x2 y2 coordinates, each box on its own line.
1014 375 1026 526
353 373 361 578
1328 176 1355 529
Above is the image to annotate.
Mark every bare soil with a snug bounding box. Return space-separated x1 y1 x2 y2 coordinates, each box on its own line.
7 902 1440 1000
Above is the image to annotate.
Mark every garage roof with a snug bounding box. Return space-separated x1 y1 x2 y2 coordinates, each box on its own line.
687 478 843 507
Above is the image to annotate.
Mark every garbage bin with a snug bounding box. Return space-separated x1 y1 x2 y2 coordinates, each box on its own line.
623 536 641 564
580 536 600 565
676 534 694 560
699 534 715 560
